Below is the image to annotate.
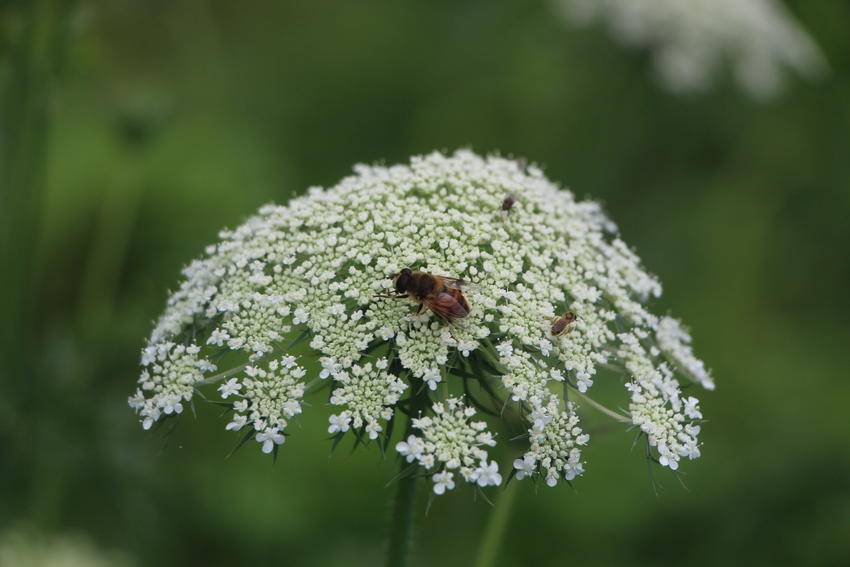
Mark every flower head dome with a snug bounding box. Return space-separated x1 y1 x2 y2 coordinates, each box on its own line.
130 150 712 494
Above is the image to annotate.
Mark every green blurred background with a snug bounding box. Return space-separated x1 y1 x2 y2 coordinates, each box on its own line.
2 1 849 565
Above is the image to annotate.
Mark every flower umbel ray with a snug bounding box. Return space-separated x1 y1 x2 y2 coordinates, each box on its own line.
129 150 713 494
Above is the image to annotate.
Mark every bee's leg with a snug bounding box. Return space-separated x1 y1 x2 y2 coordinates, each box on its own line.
414 303 425 315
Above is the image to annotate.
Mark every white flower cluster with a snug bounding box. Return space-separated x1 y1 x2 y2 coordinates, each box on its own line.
514 398 589 486
221 355 306 453
560 0 826 98
395 320 451 390
656 316 715 391
128 342 215 430
130 150 712 489
396 398 500 495
619 331 702 470
327 358 407 439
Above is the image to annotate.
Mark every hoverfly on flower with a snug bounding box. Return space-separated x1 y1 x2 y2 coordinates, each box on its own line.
385 268 470 322
551 311 577 336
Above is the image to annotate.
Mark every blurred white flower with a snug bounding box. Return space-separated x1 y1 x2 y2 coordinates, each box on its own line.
0 529 134 567
472 460 503 487
218 377 242 398
559 0 826 98
396 434 426 463
225 414 247 431
256 429 285 454
432 471 456 495
130 150 713 492
328 412 352 434
513 455 537 480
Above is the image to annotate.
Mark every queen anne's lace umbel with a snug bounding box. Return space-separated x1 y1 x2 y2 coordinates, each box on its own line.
516 398 590 487
221 355 307 454
397 398 500 494
560 0 825 99
128 342 216 430
327 358 407 439
130 150 712 494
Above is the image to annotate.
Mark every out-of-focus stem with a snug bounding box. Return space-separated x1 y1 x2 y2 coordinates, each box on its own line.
0 0 74 527
0 0 70 394
385 459 418 567
473 477 519 567
385 377 429 567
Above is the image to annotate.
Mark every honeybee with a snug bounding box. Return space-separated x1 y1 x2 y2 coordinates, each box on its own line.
501 194 516 211
551 311 577 336
384 268 470 322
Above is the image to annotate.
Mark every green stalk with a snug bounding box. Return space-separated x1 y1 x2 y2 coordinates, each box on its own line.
76 163 145 332
385 378 429 567
0 0 74 526
473 471 519 567
0 0 69 395
570 387 631 423
385 461 419 567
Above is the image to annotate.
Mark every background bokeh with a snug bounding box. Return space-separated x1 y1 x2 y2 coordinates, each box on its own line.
2 1 849 566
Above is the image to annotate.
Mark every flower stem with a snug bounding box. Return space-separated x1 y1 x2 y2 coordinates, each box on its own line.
385 376 429 567
1 0 71 400
473 473 519 567
385 462 418 567
197 364 248 385
570 387 632 423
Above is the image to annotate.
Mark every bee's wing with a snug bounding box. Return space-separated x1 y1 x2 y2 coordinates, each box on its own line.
424 291 469 322
435 275 477 290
